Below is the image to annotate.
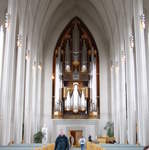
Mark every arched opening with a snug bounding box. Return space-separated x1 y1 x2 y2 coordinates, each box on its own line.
52 17 100 119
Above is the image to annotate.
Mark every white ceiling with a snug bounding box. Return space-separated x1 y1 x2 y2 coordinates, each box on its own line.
25 0 125 50
0 0 8 24
1 0 148 54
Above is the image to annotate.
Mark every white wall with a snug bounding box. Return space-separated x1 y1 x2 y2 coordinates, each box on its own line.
52 119 98 142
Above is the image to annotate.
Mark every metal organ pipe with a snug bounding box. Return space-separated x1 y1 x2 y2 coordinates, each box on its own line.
89 48 97 112
72 23 80 51
72 24 80 66
65 40 71 72
65 91 71 111
80 90 87 111
71 83 80 113
81 40 87 72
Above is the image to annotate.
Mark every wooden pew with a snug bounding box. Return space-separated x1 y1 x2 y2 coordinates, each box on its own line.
35 143 54 150
87 142 104 150
87 142 144 150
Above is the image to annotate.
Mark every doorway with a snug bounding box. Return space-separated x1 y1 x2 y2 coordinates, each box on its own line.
69 130 83 147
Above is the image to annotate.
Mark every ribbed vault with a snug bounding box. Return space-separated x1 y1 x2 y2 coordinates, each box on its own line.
24 0 127 55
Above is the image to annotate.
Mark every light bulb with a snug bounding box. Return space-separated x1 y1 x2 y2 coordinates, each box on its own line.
38 62 42 70
140 14 145 30
32 61 36 70
51 75 54 80
17 34 23 48
25 50 30 61
129 34 134 49
5 13 10 29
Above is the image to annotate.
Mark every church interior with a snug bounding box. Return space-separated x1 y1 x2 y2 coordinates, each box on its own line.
0 0 149 149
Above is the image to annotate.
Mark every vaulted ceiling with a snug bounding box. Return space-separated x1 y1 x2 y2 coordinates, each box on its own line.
1 0 148 55
25 0 127 52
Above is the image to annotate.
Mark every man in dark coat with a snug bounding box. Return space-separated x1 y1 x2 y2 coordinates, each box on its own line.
54 130 69 150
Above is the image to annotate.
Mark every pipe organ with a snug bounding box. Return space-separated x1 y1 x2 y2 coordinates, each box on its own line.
53 17 99 119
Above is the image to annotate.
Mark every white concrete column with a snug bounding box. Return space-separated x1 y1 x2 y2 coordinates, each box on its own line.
119 54 127 144
114 62 120 143
42 52 53 143
0 26 4 91
110 64 115 123
144 12 149 94
0 0 18 145
13 3 27 143
24 55 32 143
36 66 42 131
144 11 149 146
13 34 25 143
126 39 137 144
0 25 5 145
31 62 37 142
133 0 149 145
24 8 34 143
90 49 97 112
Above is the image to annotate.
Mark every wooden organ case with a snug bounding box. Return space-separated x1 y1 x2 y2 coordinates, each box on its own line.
52 17 100 119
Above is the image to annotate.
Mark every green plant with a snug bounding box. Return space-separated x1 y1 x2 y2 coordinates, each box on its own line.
33 131 43 143
104 121 114 137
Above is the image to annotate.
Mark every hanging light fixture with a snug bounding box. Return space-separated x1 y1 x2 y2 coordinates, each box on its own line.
32 61 36 70
115 61 119 73
110 61 114 71
129 33 134 49
25 50 30 61
140 13 145 30
51 74 55 80
5 12 10 29
38 62 42 70
121 50 126 63
17 34 23 48
115 62 119 73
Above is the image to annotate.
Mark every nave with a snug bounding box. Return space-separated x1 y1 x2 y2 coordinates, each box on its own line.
1 0 149 147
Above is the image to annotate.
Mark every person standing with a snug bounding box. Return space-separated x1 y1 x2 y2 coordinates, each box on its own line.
69 134 74 149
88 134 92 142
79 136 86 150
54 130 69 150
42 124 48 144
